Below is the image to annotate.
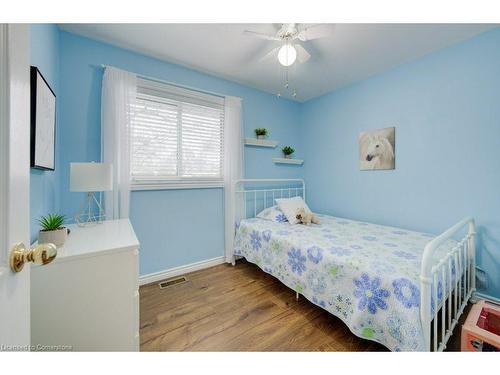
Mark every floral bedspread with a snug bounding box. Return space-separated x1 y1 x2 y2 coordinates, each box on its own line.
234 214 457 351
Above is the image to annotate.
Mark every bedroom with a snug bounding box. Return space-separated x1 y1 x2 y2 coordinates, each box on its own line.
1 0 499 371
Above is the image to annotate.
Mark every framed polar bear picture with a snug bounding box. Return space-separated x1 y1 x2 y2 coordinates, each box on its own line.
359 127 395 170
30 66 56 170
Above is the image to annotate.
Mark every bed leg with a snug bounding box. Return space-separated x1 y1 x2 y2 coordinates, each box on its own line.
296 292 299 301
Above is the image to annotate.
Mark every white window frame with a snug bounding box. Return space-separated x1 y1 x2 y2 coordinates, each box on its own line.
130 78 225 191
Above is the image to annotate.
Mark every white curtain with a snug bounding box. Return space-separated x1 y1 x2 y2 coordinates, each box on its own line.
101 67 137 219
224 96 244 263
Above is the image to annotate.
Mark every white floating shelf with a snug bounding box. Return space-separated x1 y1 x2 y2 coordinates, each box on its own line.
272 158 304 165
244 138 278 148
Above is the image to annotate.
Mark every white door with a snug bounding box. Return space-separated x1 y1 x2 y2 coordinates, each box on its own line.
0 24 31 349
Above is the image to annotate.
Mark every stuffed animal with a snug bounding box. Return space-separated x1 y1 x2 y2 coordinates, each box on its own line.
295 207 321 225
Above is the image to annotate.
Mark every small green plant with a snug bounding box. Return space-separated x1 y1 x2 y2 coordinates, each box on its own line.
282 146 295 156
38 214 66 231
254 128 268 137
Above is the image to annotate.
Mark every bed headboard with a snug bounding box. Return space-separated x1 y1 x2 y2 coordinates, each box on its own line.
234 179 305 223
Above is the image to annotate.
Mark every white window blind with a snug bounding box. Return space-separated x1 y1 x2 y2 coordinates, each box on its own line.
130 78 224 189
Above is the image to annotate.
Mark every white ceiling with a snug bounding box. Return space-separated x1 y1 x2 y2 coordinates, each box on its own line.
60 23 497 101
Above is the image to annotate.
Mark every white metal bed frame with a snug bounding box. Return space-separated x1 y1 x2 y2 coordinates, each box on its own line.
233 178 476 352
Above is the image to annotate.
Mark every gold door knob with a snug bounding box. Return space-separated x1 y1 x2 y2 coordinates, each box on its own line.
9 242 57 273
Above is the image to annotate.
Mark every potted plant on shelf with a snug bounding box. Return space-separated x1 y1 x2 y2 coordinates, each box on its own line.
282 146 295 159
38 214 68 248
254 128 268 140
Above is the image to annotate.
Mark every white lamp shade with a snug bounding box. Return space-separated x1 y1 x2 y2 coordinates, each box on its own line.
70 163 113 192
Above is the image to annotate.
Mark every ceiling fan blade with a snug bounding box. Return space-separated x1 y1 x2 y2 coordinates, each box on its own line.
294 44 311 63
259 47 279 62
243 30 281 41
297 24 335 41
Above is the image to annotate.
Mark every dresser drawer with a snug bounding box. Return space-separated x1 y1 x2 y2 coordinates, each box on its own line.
31 219 140 351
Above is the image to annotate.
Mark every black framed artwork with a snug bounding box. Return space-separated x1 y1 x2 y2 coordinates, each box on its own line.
30 66 56 170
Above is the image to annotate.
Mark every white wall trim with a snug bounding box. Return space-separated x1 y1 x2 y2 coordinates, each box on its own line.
139 256 225 286
473 291 500 304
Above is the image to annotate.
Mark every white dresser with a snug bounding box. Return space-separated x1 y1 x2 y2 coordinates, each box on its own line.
31 219 140 351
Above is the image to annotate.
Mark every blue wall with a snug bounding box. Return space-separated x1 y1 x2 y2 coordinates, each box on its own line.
58 31 303 275
300 28 500 298
33 26 499 297
30 24 60 242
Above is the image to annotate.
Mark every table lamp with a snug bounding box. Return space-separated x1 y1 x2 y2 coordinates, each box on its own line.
70 162 113 226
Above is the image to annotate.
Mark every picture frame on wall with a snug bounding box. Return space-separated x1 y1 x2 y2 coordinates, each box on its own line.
30 66 56 170
359 127 395 171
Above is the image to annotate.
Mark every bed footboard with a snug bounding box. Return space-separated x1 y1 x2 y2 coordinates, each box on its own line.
420 217 476 351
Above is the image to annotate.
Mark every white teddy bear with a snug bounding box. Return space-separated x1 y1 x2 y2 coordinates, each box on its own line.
295 207 321 225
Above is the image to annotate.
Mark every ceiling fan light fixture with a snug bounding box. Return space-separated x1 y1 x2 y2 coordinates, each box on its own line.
278 44 297 66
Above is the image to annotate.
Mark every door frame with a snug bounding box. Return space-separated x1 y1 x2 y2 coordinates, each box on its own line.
0 23 31 349
0 26 8 269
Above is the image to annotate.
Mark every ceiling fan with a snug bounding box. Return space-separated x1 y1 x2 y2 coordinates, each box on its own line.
243 23 334 66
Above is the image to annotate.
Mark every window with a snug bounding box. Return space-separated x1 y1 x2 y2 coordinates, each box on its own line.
130 78 224 189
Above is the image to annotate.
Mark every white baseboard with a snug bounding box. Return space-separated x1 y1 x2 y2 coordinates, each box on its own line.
473 291 500 304
139 256 226 286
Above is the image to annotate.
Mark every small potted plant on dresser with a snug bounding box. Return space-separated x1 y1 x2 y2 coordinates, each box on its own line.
282 146 295 159
38 214 68 247
254 128 268 140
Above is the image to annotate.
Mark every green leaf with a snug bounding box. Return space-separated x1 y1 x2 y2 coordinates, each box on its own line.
282 146 295 155
38 213 66 231
254 128 268 136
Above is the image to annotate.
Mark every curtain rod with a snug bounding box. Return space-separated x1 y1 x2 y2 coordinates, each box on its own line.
98 64 227 99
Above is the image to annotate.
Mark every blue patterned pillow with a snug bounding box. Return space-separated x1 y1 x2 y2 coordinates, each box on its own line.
256 206 288 223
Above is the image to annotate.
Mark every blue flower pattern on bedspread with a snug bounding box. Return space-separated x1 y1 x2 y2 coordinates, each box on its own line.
262 230 272 242
353 273 390 314
275 213 288 223
288 248 306 275
393 250 417 260
329 246 352 257
307 246 323 264
392 278 420 308
249 230 262 251
233 214 458 351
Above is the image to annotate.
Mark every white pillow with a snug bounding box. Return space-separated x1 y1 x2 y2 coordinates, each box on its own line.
275 196 312 225
256 205 288 223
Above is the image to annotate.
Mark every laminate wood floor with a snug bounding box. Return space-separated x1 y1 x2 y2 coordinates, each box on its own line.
140 259 464 351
